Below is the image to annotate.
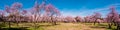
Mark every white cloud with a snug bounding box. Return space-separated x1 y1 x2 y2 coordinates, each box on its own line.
79 7 109 17
60 8 82 17
60 3 120 17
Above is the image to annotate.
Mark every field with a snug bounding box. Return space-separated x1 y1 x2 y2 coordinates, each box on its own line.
0 0 120 30
0 22 117 30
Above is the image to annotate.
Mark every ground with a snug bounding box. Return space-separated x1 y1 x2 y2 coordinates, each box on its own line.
0 22 116 30
41 23 106 30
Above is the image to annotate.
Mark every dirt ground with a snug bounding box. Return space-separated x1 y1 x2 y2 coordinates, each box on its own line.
42 23 106 30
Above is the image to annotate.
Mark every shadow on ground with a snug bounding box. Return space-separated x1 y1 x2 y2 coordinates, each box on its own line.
0 27 29 30
90 26 106 28
90 24 106 28
38 24 60 27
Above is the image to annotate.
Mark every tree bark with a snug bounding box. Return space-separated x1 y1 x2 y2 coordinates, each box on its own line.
108 23 112 29
8 21 11 28
117 25 120 30
94 19 97 25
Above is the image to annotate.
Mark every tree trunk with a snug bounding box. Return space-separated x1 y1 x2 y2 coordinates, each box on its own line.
108 23 112 29
8 21 11 28
51 16 57 25
117 25 120 30
16 21 19 27
3 21 6 25
53 21 57 25
94 19 97 25
98 22 100 25
33 22 37 30
116 23 120 30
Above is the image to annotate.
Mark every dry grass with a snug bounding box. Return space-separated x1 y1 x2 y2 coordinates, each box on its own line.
41 23 106 30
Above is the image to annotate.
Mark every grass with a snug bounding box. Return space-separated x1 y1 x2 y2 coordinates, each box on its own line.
82 23 117 30
0 22 117 30
0 22 46 30
42 23 82 30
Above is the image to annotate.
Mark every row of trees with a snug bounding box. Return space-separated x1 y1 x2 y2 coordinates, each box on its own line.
0 0 120 30
0 1 61 29
82 6 120 30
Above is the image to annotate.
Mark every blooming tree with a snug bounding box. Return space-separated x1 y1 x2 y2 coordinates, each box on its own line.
106 6 120 29
65 16 76 23
93 12 101 25
44 3 60 25
75 16 82 22
5 2 23 27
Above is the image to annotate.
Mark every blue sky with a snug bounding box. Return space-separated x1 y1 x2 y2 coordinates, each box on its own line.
0 0 120 17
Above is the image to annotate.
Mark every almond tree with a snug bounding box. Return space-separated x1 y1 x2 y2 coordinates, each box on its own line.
84 16 94 23
75 16 82 22
106 6 120 29
5 2 22 27
30 1 42 30
0 10 5 22
5 5 11 28
12 2 22 27
45 4 60 25
93 12 101 25
0 10 6 27
84 16 90 23
65 16 76 23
